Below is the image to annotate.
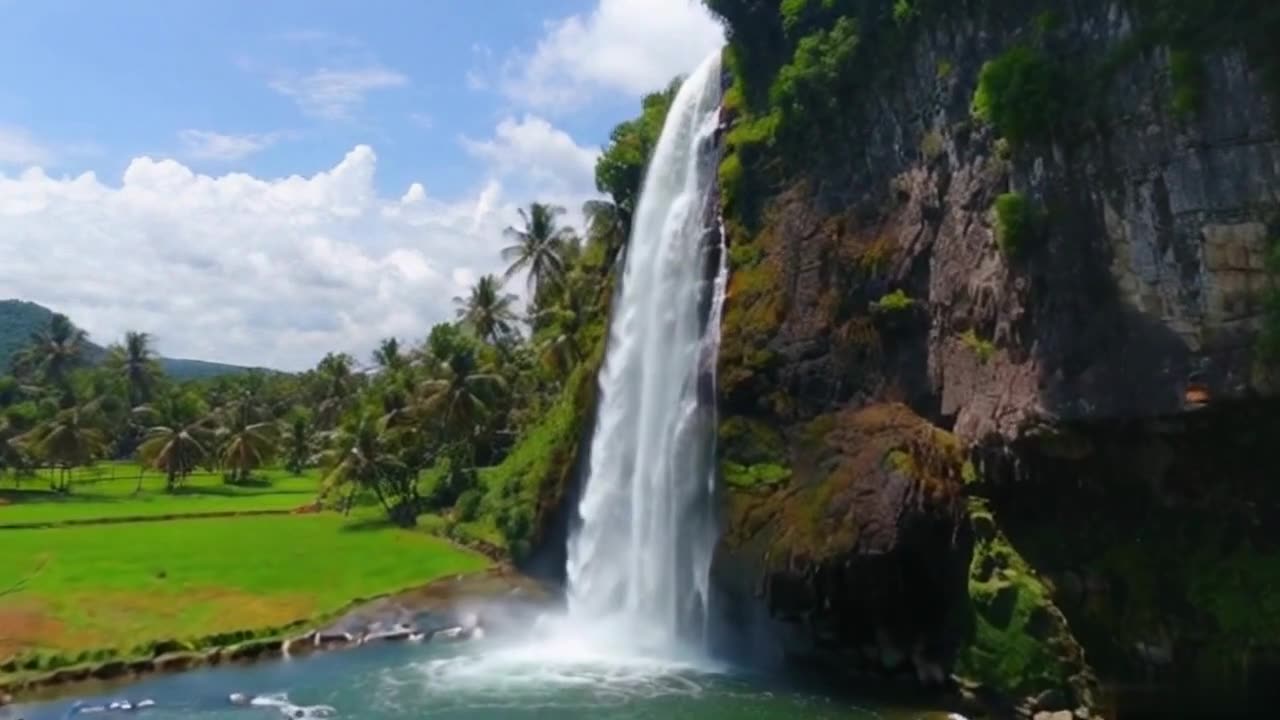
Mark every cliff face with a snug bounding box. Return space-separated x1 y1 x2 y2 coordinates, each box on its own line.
711 0 1280 713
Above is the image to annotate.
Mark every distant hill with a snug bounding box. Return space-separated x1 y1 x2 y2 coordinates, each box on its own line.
0 299 263 381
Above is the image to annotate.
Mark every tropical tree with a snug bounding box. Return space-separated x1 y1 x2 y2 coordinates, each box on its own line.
418 349 506 445
135 391 213 491
317 411 412 523
583 199 628 269
283 410 313 476
453 275 520 348
371 337 406 374
1 403 40 487
12 313 88 398
106 331 161 407
13 407 107 492
216 394 277 484
313 353 357 428
501 203 576 298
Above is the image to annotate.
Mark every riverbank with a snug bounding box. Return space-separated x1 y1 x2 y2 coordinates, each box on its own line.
0 568 546 704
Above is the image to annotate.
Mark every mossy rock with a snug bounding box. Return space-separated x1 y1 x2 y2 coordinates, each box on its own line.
955 499 1091 704
715 404 971 682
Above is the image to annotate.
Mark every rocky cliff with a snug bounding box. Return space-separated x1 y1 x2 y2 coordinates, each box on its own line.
708 0 1280 715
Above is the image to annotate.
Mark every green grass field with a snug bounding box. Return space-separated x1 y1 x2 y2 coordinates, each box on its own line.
0 515 488 661
0 462 491 667
0 463 323 526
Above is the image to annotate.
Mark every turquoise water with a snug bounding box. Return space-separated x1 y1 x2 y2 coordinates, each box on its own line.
10 638 955 720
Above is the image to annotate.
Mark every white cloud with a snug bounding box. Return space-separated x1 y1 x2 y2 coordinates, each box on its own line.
0 125 53 167
461 115 599 198
269 66 408 119
0 146 532 371
489 0 723 110
177 129 287 162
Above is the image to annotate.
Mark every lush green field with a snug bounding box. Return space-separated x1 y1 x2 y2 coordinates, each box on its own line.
0 514 488 661
0 463 323 526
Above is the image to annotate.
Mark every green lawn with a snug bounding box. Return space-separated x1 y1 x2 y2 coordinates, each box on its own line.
0 514 489 661
0 463 323 526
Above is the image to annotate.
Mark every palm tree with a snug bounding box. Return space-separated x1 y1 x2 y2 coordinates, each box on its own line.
137 425 211 493
106 331 161 407
501 202 576 297
283 411 313 476
583 199 628 268
371 338 406 374
134 392 213 492
216 395 277 484
453 275 520 348
317 411 406 519
314 353 356 428
418 349 506 444
13 313 88 397
14 407 107 492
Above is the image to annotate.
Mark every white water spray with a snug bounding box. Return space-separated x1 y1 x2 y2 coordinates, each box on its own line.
565 51 726 654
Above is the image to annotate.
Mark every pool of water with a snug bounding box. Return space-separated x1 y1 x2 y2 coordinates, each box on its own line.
7 635 957 720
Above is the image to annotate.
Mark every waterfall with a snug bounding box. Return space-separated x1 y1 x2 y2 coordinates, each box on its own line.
565 50 725 654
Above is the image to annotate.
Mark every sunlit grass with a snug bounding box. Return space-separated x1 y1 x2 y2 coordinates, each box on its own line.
0 514 488 660
0 462 322 526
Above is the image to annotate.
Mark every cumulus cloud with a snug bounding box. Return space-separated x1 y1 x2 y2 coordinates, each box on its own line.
0 125 54 167
177 129 289 162
489 0 724 110
268 66 408 119
0 145 552 370
461 115 599 197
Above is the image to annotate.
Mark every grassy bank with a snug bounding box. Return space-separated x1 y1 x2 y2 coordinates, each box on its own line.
0 464 322 526
0 461 491 676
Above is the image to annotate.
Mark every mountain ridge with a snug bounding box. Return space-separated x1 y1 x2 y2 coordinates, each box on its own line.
0 298 267 380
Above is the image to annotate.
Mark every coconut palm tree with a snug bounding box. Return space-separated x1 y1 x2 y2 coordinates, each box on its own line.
282 411 313 476
313 353 357 428
106 331 161 407
317 410 407 520
418 349 506 444
13 313 88 397
14 407 107 492
583 199 628 268
501 202 576 297
216 395 277 484
137 425 211 493
371 337 406 374
134 392 213 492
453 275 520 348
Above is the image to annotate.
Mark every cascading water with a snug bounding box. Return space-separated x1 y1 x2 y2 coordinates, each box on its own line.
565 50 726 654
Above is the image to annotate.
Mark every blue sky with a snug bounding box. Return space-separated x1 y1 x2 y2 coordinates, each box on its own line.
0 0 723 369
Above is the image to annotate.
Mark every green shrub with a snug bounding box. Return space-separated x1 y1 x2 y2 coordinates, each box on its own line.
454 488 482 522
723 461 791 489
994 192 1034 256
961 329 996 364
873 289 916 312
1169 48 1204 117
892 0 918 26
971 45 1062 144
920 129 945 161
936 58 954 80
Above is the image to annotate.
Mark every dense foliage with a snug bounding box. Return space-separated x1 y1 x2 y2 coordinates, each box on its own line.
971 45 1061 145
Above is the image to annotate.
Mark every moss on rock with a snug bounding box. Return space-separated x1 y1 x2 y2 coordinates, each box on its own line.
955 499 1090 702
